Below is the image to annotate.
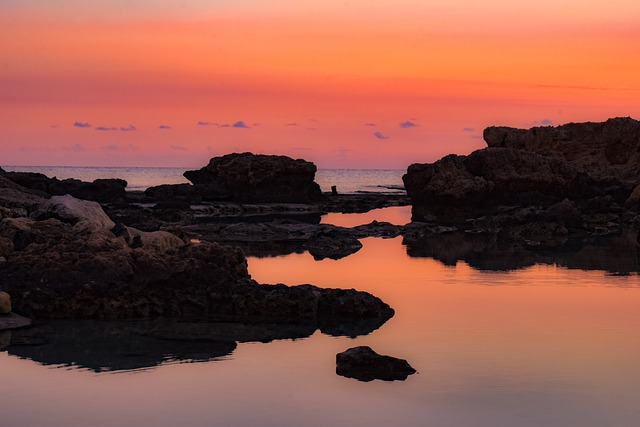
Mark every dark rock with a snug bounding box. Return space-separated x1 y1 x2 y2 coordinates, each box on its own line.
336 346 416 382
0 313 31 331
484 117 640 182
184 153 322 202
0 291 11 314
304 229 363 260
3 172 128 204
144 184 202 203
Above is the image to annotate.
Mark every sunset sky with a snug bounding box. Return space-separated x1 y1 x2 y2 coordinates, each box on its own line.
1 0 639 168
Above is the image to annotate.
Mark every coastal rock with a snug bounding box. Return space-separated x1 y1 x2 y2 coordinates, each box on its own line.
33 195 116 232
483 117 640 182
0 291 11 314
4 172 128 204
184 152 322 202
336 346 416 382
144 184 202 203
0 313 31 331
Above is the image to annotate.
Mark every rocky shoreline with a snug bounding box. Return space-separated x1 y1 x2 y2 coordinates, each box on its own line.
2 117 640 379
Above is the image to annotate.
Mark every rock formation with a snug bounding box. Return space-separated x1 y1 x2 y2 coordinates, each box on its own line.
0 180 394 330
404 118 639 224
484 117 640 182
181 152 322 202
336 346 416 381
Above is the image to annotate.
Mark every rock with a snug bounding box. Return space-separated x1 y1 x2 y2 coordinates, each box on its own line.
625 184 640 210
144 183 202 203
184 153 322 202
33 195 116 231
4 172 128 203
483 117 640 182
304 229 363 260
0 291 11 314
336 346 416 382
0 313 31 331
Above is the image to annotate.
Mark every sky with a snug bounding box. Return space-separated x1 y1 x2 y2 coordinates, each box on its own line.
1 0 639 168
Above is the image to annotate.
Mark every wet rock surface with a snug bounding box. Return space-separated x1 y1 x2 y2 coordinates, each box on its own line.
336 346 416 382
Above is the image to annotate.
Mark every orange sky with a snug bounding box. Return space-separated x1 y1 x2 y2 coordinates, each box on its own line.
1 1 639 168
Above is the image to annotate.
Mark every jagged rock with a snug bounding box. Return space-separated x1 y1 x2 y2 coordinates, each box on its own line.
483 117 640 182
336 346 416 382
144 184 202 203
0 291 11 314
184 153 322 202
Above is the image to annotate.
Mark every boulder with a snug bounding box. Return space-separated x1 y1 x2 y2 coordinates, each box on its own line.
336 346 416 382
144 183 202 203
184 153 322 202
0 291 11 314
483 117 640 182
304 229 363 260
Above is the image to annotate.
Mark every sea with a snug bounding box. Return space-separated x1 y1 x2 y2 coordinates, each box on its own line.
2 166 640 427
0 166 406 194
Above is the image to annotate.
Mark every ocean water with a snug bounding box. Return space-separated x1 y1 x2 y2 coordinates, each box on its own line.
0 166 405 194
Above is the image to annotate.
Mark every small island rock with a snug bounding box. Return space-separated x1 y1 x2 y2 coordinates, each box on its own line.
336 346 416 382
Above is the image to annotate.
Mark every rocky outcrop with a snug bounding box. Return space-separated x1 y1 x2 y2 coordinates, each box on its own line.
484 117 640 182
304 229 363 260
183 153 322 202
404 119 639 223
3 171 128 203
336 346 416 382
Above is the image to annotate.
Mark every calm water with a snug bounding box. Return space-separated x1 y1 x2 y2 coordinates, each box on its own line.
0 166 405 194
2 191 640 426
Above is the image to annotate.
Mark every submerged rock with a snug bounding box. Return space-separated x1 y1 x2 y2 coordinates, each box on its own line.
336 346 416 382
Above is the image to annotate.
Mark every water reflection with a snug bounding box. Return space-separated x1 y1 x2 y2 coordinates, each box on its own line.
5 317 384 372
404 230 640 274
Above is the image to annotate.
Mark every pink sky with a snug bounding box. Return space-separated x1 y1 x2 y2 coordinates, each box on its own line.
1 0 639 168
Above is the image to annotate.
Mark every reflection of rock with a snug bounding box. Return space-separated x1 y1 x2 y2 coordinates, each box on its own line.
304 229 363 260
403 228 640 274
6 315 392 372
336 346 416 382
0 330 10 349
7 320 236 372
183 153 322 202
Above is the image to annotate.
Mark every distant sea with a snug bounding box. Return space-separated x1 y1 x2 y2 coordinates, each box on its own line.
0 166 406 194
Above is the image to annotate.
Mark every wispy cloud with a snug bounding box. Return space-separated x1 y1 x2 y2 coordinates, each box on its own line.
284 122 299 126
463 127 475 132
400 121 418 128
373 131 390 140
95 126 118 131
219 121 250 129
365 123 377 127
119 125 136 131
73 121 91 128
158 124 172 129
63 144 86 152
170 145 189 151
100 144 119 151
197 120 215 126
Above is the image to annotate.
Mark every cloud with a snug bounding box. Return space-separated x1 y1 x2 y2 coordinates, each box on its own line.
373 131 390 140
197 121 215 126
63 144 86 152
219 121 250 129
291 146 311 151
49 124 59 128
119 125 136 131
73 121 91 128
284 122 299 126
95 126 118 131
399 121 418 128
170 145 189 151
307 127 317 131
158 124 172 129
463 127 475 132
100 144 119 151
364 123 377 127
